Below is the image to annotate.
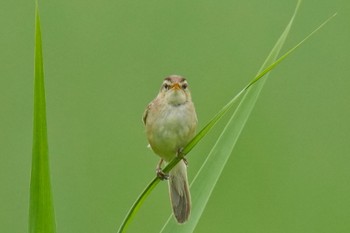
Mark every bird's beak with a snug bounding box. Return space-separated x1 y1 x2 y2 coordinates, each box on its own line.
171 82 181 90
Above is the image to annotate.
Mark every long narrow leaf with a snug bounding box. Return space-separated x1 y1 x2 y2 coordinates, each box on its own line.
160 1 301 231
117 1 336 231
29 3 56 233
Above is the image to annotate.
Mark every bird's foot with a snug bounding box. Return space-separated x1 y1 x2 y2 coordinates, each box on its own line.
156 159 169 180
156 168 169 180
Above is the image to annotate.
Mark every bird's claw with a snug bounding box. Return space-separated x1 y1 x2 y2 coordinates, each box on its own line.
156 168 169 180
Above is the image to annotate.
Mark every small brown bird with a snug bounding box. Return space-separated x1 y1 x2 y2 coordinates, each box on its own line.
143 75 197 223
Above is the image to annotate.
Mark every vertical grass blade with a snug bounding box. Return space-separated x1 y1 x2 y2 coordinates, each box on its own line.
29 3 56 233
160 1 301 232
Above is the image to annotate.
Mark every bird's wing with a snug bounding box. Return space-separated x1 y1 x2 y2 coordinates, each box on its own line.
142 102 151 125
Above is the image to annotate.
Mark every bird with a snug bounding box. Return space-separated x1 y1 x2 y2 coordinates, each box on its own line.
142 75 198 223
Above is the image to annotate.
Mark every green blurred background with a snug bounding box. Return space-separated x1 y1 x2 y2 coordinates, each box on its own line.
1 0 349 232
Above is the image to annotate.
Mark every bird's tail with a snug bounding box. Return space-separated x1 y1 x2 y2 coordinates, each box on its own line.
168 160 191 223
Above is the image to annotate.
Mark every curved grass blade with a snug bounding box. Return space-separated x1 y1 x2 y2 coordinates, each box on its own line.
117 3 336 232
160 1 302 231
29 3 56 233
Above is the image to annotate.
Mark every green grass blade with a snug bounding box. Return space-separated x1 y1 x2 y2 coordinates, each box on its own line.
29 3 56 233
117 1 336 231
159 1 301 231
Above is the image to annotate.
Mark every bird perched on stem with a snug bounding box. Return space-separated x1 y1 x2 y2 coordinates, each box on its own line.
143 75 197 223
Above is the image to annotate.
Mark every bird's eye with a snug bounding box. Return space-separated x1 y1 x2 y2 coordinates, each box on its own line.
182 83 188 89
163 83 170 90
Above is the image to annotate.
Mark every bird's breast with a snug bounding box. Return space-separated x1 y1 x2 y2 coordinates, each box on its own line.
146 103 197 161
